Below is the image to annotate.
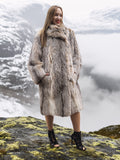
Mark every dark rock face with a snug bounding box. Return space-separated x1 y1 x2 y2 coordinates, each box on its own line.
0 117 120 160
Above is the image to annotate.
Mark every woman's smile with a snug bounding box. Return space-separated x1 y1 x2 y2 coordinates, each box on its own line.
56 20 60 24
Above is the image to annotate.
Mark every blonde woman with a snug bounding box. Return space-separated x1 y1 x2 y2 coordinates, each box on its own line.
28 5 86 151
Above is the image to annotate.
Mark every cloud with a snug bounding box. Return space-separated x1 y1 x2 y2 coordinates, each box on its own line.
82 66 120 92
79 74 120 131
77 34 120 80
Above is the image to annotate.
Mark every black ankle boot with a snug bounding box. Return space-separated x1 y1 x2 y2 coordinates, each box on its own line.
71 131 86 151
48 129 59 148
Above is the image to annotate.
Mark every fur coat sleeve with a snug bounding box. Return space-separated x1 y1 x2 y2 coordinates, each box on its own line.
28 33 46 84
70 30 82 81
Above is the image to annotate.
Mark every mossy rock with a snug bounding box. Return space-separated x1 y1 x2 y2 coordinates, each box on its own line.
0 116 120 160
91 125 120 139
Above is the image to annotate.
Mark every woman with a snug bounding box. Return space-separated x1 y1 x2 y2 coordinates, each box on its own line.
28 5 86 151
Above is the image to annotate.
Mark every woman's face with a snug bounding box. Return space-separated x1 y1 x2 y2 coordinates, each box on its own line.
52 8 63 26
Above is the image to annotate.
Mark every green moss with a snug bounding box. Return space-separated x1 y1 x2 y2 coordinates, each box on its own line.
29 150 42 156
103 155 112 160
0 140 6 146
69 147 85 155
92 140 117 149
0 130 11 140
95 151 107 157
54 127 72 135
84 147 96 152
46 147 63 152
53 150 65 154
22 124 41 130
11 155 24 160
69 147 109 159
32 133 48 137
112 154 120 159
35 127 47 131
105 140 117 148
92 141 101 146
5 137 11 140
39 124 47 128
20 144 28 147
5 118 16 122
16 117 36 123
46 146 58 151
6 141 19 151
2 121 16 129
15 117 46 125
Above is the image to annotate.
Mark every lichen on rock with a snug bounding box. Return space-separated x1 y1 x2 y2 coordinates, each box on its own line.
0 139 5 144
0 129 11 140
11 155 24 160
0 116 120 160
6 141 20 151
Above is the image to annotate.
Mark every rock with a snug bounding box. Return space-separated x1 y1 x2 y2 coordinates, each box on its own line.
90 125 120 139
0 117 120 160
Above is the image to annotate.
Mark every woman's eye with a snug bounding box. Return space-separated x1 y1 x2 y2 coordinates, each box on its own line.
55 13 62 17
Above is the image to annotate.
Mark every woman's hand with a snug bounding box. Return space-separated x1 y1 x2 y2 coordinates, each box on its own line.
45 72 50 76
38 72 50 85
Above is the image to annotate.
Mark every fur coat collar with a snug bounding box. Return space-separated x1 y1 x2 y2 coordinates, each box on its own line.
46 24 69 42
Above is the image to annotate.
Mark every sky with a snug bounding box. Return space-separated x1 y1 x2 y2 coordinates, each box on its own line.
43 0 120 22
1 0 120 22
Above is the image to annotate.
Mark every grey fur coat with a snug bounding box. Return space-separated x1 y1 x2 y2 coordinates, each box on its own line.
28 24 83 117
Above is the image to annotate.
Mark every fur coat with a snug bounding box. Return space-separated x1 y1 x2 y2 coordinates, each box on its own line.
28 24 83 117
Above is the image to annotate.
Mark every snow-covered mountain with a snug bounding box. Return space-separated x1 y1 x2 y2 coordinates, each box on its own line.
73 7 120 34
0 2 49 58
0 2 50 103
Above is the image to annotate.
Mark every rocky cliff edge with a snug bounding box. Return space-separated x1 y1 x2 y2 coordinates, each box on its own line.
0 117 120 160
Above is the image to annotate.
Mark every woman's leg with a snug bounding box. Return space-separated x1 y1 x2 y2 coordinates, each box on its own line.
45 115 59 147
45 115 54 130
70 112 80 132
70 112 86 150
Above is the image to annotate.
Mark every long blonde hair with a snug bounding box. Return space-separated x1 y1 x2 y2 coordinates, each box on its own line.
40 5 63 48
